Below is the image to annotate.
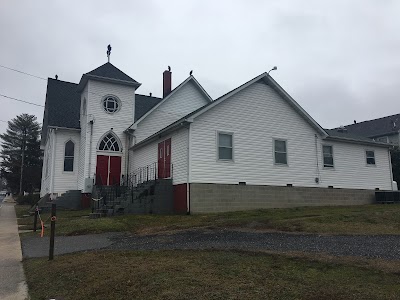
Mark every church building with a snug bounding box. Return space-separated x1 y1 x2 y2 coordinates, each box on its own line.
40 56 394 213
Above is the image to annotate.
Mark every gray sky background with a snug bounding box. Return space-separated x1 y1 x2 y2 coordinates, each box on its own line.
1 0 399 136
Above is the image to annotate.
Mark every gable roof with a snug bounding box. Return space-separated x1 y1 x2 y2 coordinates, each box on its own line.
131 72 390 150
338 113 400 138
77 62 141 91
135 94 162 122
187 72 328 137
41 78 81 144
324 129 390 147
131 76 212 127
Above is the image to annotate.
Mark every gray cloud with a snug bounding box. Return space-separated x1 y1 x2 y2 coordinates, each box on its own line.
0 0 399 134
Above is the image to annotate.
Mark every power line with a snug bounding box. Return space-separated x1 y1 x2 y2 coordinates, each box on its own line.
0 64 47 81
0 94 44 107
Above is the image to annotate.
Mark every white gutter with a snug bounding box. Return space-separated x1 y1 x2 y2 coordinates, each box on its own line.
48 126 80 131
388 148 394 190
88 120 94 178
186 124 192 214
50 129 57 197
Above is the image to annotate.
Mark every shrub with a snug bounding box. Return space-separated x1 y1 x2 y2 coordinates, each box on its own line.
16 193 40 206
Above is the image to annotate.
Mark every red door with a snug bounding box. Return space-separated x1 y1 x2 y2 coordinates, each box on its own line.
158 138 171 179
96 155 109 186
165 138 171 178
109 156 122 185
95 155 122 185
158 141 165 179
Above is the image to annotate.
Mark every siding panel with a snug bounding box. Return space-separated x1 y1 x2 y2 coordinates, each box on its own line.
190 82 392 190
134 81 208 143
130 128 188 185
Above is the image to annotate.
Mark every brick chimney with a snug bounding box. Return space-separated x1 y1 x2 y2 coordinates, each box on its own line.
163 67 172 98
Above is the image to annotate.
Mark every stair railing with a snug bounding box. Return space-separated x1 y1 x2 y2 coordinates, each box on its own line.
125 162 173 188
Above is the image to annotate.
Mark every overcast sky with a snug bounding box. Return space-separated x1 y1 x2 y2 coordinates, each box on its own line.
1 0 399 136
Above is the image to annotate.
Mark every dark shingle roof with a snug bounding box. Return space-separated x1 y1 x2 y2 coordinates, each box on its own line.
324 129 380 144
41 78 80 143
86 62 139 83
135 94 162 122
338 114 400 138
41 79 161 143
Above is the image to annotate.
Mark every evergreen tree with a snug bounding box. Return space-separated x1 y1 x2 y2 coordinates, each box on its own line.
0 114 42 194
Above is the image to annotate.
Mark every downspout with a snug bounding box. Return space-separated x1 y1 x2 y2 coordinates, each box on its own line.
186 123 191 214
50 129 57 198
88 120 94 179
314 134 321 184
388 148 394 190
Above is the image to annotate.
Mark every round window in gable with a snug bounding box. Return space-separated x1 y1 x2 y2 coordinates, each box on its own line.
102 95 120 113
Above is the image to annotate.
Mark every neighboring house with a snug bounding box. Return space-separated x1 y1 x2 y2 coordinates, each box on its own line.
40 61 394 213
337 114 400 146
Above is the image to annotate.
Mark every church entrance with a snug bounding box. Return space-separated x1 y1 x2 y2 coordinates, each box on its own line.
95 155 121 186
95 132 123 186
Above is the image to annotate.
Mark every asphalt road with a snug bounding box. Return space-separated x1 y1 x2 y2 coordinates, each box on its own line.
21 228 400 260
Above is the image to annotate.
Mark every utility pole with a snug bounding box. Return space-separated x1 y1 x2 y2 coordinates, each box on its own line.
19 128 26 195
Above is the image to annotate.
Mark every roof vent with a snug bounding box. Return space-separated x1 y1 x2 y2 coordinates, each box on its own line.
337 125 347 133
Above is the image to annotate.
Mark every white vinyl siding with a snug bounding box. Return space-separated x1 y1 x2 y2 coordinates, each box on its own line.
189 82 392 190
78 80 135 189
53 130 80 194
40 129 55 197
134 81 209 143
130 128 188 185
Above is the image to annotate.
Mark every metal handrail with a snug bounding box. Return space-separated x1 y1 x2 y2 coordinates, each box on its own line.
123 162 173 188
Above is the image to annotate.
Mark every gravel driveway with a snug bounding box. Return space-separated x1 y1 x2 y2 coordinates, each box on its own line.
21 229 400 260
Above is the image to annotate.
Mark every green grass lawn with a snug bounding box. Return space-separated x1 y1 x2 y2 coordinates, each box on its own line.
16 204 400 236
23 250 400 300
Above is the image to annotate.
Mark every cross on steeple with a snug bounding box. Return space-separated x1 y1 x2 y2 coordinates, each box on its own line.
107 44 112 63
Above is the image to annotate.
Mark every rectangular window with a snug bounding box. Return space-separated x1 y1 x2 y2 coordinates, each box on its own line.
64 141 75 172
366 150 375 165
323 145 334 168
218 133 233 160
274 139 287 164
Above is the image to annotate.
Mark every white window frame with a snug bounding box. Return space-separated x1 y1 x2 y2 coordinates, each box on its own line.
217 131 234 161
365 149 376 166
322 144 334 169
273 138 288 166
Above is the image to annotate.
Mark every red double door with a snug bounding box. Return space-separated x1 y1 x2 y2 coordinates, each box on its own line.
158 138 171 179
96 155 122 186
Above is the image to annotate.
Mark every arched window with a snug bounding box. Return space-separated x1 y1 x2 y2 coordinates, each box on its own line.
99 133 120 151
64 140 74 172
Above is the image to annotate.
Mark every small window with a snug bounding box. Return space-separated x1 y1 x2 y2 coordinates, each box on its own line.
274 139 287 165
366 150 375 165
103 96 120 113
218 133 233 160
323 145 334 168
64 140 74 172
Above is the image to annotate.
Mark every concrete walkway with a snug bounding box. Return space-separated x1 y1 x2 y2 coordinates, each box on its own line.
0 198 29 300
